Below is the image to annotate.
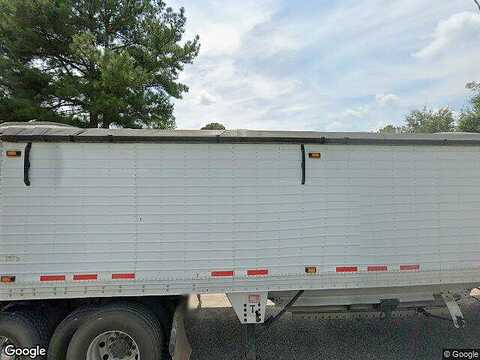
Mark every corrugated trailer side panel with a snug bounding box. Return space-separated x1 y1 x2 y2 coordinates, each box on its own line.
1 141 480 300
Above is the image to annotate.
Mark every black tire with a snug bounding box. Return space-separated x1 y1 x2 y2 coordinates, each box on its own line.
47 306 98 360
138 298 175 359
139 298 172 335
0 310 49 360
66 303 164 360
4 304 57 338
150 304 172 360
42 304 71 337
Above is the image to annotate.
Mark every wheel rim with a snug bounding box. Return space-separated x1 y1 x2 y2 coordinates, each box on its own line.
86 331 140 360
0 336 16 360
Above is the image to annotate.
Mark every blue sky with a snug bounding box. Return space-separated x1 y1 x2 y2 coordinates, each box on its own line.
170 0 480 131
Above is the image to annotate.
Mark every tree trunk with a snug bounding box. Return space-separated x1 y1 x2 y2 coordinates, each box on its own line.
89 112 98 128
102 113 111 129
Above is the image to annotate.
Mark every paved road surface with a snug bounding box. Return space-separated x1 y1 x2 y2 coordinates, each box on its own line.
185 296 480 360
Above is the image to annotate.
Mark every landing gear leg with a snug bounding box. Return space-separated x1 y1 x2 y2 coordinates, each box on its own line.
243 324 257 360
227 292 267 360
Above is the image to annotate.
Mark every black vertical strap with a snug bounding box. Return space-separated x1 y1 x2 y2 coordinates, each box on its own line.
24 142 32 186
301 144 305 185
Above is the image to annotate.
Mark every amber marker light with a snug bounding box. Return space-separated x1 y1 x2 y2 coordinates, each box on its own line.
1 275 16 283
6 150 21 157
305 266 317 274
308 152 321 159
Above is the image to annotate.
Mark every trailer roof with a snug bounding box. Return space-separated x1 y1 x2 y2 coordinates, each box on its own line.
2 123 480 145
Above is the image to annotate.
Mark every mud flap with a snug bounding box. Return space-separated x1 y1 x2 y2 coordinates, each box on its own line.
170 301 192 360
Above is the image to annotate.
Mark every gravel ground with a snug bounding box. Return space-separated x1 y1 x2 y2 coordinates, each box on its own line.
185 297 480 360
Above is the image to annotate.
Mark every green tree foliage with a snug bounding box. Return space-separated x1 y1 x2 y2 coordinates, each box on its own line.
458 82 480 132
379 81 480 134
378 107 455 134
378 124 404 134
201 122 226 130
404 106 455 133
0 0 200 128
473 0 480 12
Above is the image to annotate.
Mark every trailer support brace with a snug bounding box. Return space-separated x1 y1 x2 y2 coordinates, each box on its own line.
243 324 257 360
264 290 304 328
441 293 465 328
227 292 268 324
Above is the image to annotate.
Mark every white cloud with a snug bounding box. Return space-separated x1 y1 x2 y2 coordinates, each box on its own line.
197 90 216 106
414 12 480 59
171 0 477 131
173 0 279 57
242 23 310 57
343 106 370 118
278 105 310 113
324 121 347 132
197 25 242 57
174 58 304 129
376 94 400 106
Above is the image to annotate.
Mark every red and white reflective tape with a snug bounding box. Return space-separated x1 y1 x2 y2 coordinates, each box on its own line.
400 264 420 271
40 275 66 282
367 265 388 272
211 270 234 277
210 269 269 277
336 266 358 273
335 264 420 273
112 273 135 280
36 263 421 283
73 274 97 281
247 269 268 276
39 273 137 282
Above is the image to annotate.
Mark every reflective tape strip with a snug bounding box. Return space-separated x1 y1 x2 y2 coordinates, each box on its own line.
336 266 358 273
247 269 268 276
112 273 135 280
400 264 420 271
367 265 388 272
73 274 97 281
211 271 234 277
40 275 65 282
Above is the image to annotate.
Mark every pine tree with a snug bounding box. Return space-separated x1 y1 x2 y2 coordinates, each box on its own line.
0 0 200 128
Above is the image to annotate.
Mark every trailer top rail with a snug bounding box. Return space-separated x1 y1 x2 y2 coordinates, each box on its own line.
1 122 480 145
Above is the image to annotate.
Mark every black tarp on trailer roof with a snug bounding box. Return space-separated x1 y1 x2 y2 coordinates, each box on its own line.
2 123 480 145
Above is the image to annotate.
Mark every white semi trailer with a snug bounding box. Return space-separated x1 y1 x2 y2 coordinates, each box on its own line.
1 122 480 360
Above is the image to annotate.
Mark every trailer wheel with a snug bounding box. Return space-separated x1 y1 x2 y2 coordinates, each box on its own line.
47 306 98 360
66 303 164 360
0 311 49 360
147 304 173 360
42 304 71 336
138 298 177 360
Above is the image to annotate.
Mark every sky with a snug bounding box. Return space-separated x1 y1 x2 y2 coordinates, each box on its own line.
169 0 480 131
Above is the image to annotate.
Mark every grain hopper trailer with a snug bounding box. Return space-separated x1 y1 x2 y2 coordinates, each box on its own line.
1 122 479 359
